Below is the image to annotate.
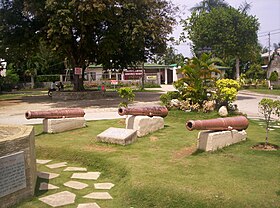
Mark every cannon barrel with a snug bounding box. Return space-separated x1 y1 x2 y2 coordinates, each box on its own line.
186 116 249 131
25 108 85 119
118 106 168 118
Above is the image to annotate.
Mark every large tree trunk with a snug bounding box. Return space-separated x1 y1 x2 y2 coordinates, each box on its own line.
235 57 240 80
73 74 84 91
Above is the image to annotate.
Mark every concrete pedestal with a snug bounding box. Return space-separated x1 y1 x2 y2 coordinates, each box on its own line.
43 118 86 133
197 130 247 151
126 115 164 137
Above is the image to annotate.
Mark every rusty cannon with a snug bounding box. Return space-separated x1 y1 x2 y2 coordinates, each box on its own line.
25 108 85 119
118 106 168 118
186 116 249 131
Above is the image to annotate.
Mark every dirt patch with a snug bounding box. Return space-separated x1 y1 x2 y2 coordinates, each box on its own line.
150 136 159 142
172 145 197 159
83 144 117 152
0 99 22 107
251 143 279 151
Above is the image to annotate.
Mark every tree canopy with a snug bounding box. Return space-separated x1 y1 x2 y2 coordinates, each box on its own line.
183 6 259 79
0 0 177 90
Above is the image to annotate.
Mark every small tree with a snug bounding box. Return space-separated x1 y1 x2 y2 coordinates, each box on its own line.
117 87 135 107
258 98 280 147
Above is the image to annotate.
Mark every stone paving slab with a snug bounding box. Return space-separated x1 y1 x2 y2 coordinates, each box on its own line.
83 192 113 199
71 172 101 180
37 171 60 179
36 159 52 164
46 162 68 169
64 180 89 190
64 167 87 172
39 182 59 190
94 183 115 190
96 127 137 145
77 203 101 208
39 191 76 207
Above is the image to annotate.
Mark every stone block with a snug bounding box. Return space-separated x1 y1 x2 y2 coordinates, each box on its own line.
43 118 86 133
96 127 137 145
126 115 164 137
197 130 247 151
0 125 36 208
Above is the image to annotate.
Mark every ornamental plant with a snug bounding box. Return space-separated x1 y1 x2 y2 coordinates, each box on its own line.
258 98 280 146
117 87 135 107
215 79 240 109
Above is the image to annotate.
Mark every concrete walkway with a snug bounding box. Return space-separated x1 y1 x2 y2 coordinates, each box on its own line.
0 86 279 125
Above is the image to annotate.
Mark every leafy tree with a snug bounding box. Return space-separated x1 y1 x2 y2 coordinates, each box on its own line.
174 53 222 104
44 0 176 91
154 46 185 66
245 63 265 79
118 87 135 107
183 6 259 79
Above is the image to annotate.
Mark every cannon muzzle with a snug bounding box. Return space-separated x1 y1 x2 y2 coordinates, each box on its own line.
25 108 85 119
118 106 168 118
186 116 249 131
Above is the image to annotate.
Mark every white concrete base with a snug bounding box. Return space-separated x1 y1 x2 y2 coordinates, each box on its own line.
197 130 247 151
43 118 86 133
126 115 164 137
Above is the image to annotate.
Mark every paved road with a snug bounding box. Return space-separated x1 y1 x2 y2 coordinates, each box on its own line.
0 86 279 125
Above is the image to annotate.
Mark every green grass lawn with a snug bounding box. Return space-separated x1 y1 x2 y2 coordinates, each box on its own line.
18 111 280 208
246 88 280 96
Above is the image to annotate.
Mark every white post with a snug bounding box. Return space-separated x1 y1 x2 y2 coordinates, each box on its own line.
164 68 168 84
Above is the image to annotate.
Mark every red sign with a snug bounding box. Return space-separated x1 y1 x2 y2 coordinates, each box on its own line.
111 80 118 85
74 67 82 75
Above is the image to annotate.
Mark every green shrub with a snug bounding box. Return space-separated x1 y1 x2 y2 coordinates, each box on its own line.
117 87 135 107
269 71 278 82
215 79 240 108
0 70 19 91
36 75 60 82
160 91 182 107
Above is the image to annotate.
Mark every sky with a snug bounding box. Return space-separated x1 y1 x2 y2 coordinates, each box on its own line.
170 0 280 57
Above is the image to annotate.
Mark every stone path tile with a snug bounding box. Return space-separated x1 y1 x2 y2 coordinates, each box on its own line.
39 182 59 190
37 171 60 179
77 203 101 208
39 191 76 207
36 159 52 164
46 162 68 169
94 183 115 190
71 172 101 180
64 167 87 172
83 192 113 200
64 180 89 190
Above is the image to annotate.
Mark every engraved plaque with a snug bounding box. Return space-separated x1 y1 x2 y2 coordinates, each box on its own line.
0 151 26 198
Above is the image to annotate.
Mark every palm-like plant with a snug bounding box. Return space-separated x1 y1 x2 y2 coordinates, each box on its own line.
190 0 229 13
174 53 222 104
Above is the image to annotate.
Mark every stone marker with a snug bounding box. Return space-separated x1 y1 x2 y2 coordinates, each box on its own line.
71 172 101 180
63 167 87 172
36 159 52 164
39 182 59 191
77 203 101 208
96 127 137 145
63 181 89 190
83 192 113 200
126 115 164 137
94 183 115 190
46 162 67 169
198 130 247 151
37 171 60 180
39 191 76 207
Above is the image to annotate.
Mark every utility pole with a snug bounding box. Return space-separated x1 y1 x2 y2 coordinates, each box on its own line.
268 32 271 62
